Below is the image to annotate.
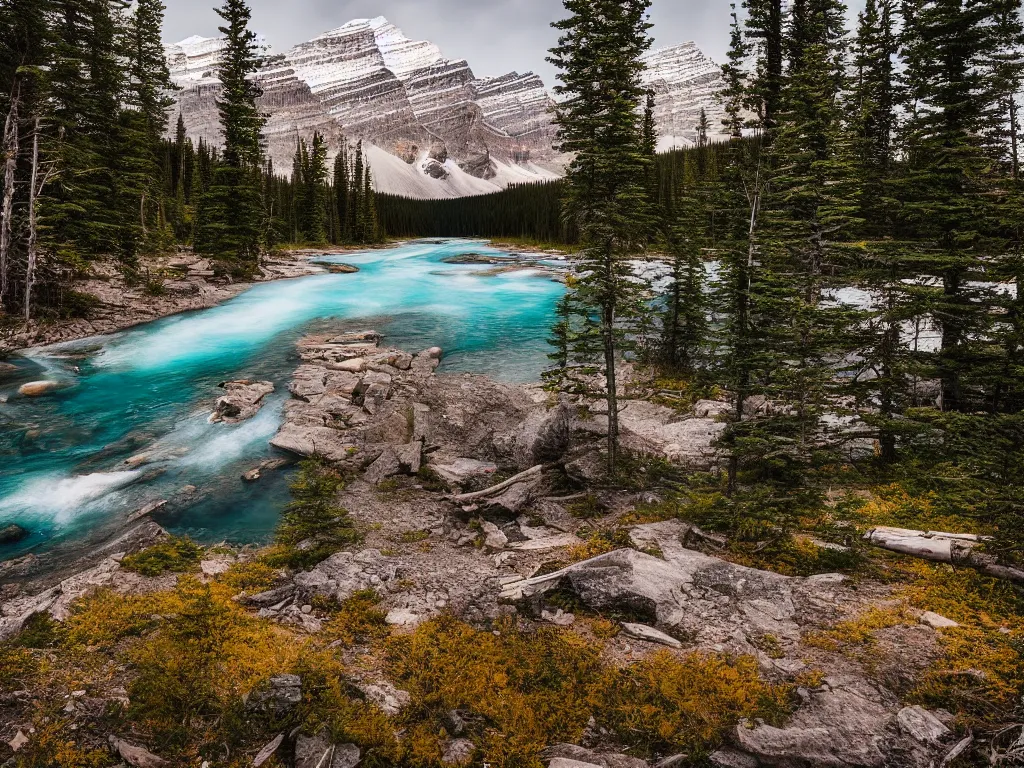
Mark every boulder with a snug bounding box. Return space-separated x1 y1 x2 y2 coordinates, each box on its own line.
332 744 361 768
896 706 951 746
442 738 475 765
733 679 896 768
247 674 302 716
270 424 354 463
918 611 958 629
295 549 393 603
0 523 28 545
327 263 359 274
295 731 333 768
500 547 800 650
513 402 572 469
18 380 63 397
210 380 274 423
395 441 423 474
108 736 169 768
481 480 538 517
480 521 509 551
358 680 411 715
365 446 402 484
565 451 607 486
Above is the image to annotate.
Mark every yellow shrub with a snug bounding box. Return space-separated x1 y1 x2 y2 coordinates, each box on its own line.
320 589 389 647
592 651 790 754
803 604 913 656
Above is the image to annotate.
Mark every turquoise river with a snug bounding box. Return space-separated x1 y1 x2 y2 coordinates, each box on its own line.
0 239 566 560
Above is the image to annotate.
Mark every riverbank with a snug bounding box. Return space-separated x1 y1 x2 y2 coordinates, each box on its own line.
0 247 372 353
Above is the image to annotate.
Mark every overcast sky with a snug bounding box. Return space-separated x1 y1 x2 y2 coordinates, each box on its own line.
162 0 736 86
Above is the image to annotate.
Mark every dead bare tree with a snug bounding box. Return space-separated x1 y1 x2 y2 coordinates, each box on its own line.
25 116 57 322
0 81 19 306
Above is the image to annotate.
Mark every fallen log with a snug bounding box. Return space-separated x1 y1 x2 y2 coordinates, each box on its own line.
447 464 545 503
864 527 1024 583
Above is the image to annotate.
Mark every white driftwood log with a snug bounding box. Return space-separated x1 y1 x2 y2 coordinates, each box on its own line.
864 527 1024 583
447 464 545 503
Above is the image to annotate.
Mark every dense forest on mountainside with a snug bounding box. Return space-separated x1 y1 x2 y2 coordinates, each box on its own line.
376 146 744 245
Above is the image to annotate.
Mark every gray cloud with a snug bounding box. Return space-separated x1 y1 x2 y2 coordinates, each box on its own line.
162 0 737 87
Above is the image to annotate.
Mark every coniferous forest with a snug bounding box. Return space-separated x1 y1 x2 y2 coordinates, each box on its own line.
0 0 383 321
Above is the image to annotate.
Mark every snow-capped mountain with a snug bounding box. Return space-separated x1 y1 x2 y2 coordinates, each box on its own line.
641 42 730 151
166 19 728 199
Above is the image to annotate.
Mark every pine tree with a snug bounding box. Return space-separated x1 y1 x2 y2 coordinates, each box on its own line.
196 0 267 269
898 0 1007 412
746 0 785 131
333 143 349 242
548 0 655 469
118 0 175 257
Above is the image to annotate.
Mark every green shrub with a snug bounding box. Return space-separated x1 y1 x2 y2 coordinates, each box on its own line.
121 536 203 577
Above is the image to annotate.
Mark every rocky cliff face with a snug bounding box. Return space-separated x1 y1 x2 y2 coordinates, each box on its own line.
167 20 729 198
641 42 731 150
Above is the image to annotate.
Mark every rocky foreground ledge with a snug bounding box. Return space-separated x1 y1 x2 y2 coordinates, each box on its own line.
0 331 978 768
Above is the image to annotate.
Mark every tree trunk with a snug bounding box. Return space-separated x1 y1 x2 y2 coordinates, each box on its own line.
864 526 1024 583
0 85 19 306
25 117 40 323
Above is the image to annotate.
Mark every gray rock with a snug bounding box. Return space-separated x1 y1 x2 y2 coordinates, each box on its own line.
542 745 648 768
733 680 895 767
709 748 758 768
270 424 354 462
108 736 169 768
621 622 683 649
919 611 959 629
359 680 411 715
481 521 509 551
897 705 951 746
482 480 538 517
252 734 284 767
365 446 402 484
295 731 333 768
332 743 361 768
412 403 432 441
210 380 274 423
514 401 572 469
395 441 423 474
442 738 475 765
247 674 302 716
565 451 607 486
0 524 28 546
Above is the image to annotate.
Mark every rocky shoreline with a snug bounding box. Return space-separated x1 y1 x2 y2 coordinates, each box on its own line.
0 330 978 768
0 249 347 353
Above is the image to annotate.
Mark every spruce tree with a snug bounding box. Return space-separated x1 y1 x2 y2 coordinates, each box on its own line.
548 0 655 469
196 0 267 270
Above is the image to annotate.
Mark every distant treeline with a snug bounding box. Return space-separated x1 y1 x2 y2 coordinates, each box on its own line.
377 144 742 245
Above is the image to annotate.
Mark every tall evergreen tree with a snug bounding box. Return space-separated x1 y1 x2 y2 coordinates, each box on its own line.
195 0 267 269
548 0 655 468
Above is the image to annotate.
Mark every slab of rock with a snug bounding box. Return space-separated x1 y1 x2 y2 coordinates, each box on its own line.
365 446 402 484
543 745 649 768
210 380 274 423
621 622 683 649
247 674 302 716
919 611 959 629
482 480 538 517
501 548 799 649
733 679 896 768
270 424 354 462
617 400 726 470
252 734 284 767
897 705 951 746
333 357 367 373
395 441 423 474
294 549 394 604
108 736 169 768
509 533 582 552
481 521 509 551
709 748 758 768
295 731 333 768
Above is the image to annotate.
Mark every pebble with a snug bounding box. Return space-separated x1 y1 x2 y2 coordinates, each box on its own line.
301 605 313 614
